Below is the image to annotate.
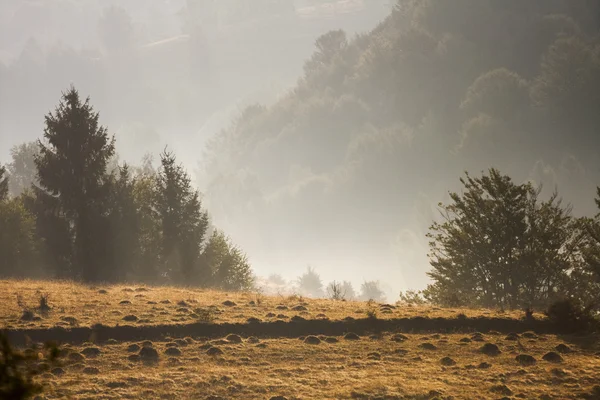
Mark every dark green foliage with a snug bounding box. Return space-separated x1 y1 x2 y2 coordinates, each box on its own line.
0 196 40 278
545 298 597 332
0 165 8 201
398 289 427 305
106 163 141 282
202 230 254 291
155 149 209 284
427 168 579 309
576 189 600 285
34 86 115 282
0 333 60 400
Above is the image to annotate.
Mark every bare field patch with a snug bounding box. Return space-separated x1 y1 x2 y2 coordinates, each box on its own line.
33 332 600 399
0 280 542 330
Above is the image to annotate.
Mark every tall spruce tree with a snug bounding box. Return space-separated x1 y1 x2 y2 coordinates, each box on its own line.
34 86 115 282
155 149 209 283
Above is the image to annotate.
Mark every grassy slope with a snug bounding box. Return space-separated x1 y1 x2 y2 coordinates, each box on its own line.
0 280 539 330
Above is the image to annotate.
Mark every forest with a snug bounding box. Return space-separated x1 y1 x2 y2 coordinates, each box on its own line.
198 0 600 293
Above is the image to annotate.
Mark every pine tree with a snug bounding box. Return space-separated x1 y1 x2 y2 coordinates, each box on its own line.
106 163 140 282
34 86 115 282
155 149 209 283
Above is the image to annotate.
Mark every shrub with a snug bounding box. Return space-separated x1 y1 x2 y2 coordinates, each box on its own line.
545 298 597 332
327 281 346 301
37 292 51 314
398 290 427 305
366 299 378 319
0 333 60 400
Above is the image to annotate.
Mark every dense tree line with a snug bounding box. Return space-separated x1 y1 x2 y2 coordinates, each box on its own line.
0 87 253 290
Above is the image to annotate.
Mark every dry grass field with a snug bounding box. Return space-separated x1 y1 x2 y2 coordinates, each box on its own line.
2 280 600 400
0 280 542 330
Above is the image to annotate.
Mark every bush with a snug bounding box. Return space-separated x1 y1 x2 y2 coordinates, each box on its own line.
366 299 378 320
545 298 598 332
0 333 60 399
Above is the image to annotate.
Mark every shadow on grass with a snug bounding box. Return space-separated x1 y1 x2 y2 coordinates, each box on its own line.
1 315 568 346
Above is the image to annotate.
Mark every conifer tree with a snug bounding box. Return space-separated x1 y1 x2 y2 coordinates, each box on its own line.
34 86 115 281
155 149 209 283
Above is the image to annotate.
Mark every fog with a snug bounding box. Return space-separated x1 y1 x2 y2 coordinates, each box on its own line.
2 0 600 300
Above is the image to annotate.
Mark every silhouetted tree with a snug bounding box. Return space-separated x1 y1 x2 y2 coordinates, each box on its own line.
155 149 209 283
34 86 115 282
359 280 386 302
341 281 357 300
296 266 324 298
131 171 162 282
105 164 140 281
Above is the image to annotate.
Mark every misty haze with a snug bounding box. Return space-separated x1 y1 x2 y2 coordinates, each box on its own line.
1 1 600 399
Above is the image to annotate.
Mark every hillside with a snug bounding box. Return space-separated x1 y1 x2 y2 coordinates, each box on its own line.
1 280 536 332
200 0 600 290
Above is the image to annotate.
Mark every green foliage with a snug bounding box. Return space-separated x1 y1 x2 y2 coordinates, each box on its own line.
202 230 254 291
427 168 579 309
0 85 253 291
0 165 8 201
35 86 115 282
398 289 427 305
0 197 40 278
155 149 209 284
105 163 141 282
0 333 60 400
545 298 598 332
